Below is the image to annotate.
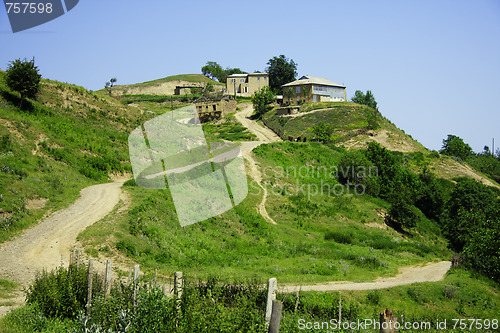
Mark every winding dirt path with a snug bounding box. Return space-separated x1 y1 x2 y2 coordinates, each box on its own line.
280 261 452 293
234 105 452 291
236 105 281 224
0 181 124 317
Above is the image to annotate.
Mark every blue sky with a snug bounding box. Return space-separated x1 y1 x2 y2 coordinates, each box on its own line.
1 0 499 152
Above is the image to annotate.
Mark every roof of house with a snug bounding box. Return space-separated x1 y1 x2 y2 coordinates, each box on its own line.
282 75 345 88
227 72 269 78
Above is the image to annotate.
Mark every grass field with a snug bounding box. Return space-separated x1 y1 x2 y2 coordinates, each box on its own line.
77 142 450 284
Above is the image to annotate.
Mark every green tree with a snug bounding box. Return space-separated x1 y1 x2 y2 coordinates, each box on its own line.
310 122 333 143
265 55 298 93
201 61 246 83
105 77 117 97
364 142 400 199
251 86 275 117
439 134 473 160
5 58 42 107
202 61 225 82
386 198 420 230
351 90 378 110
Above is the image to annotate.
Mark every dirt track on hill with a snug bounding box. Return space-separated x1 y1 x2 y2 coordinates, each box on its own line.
233 106 452 292
236 105 281 224
0 181 124 317
280 261 452 293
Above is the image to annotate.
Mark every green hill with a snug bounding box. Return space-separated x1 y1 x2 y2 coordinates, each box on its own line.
1 73 500 332
108 74 224 96
0 72 151 242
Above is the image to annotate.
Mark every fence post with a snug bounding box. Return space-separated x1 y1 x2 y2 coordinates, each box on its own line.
86 258 94 316
76 248 82 267
133 264 140 304
379 308 398 333
268 300 283 333
104 259 112 297
174 272 183 325
294 288 300 313
265 278 278 326
339 297 342 324
69 248 75 266
174 271 183 301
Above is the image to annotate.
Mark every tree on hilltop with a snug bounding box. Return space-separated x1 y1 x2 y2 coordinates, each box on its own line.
5 58 42 108
440 134 473 161
266 55 298 94
105 77 117 96
201 61 246 83
351 90 378 110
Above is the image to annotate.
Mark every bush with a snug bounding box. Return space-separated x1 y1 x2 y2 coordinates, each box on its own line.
386 199 420 230
324 231 352 244
26 263 103 319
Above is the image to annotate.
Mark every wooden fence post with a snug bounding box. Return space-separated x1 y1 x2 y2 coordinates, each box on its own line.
265 278 278 327
268 300 283 333
339 297 342 324
174 272 183 301
104 259 112 297
86 259 94 316
69 248 75 266
380 308 398 333
174 272 183 325
133 264 140 304
294 288 300 313
76 248 82 267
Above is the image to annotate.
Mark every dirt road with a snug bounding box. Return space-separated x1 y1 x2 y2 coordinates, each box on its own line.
235 104 281 143
280 261 452 293
0 181 124 317
236 105 281 224
234 105 452 291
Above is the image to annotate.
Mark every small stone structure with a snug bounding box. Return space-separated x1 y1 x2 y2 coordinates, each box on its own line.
194 96 237 122
174 86 203 95
275 106 300 116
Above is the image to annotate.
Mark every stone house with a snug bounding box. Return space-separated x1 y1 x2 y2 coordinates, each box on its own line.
282 75 346 104
226 72 269 97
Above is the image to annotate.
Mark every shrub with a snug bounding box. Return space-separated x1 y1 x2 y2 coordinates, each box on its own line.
116 239 137 256
386 199 420 230
324 231 352 244
26 263 103 319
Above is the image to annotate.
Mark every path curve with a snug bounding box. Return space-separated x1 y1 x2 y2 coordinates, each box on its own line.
0 181 124 317
233 105 453 292
280 261 452 293
235 105 281 224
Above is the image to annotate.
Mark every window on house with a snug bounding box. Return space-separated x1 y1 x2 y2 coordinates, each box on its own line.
296 87 300 93
264 77 267 81
231 79 236 83
244 87 248 93
257 77 260 81
240 79 245 83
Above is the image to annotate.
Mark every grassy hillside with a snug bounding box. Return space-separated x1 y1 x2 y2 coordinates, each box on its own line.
78 142 451 283
263 102 426 152
0 72 149 242
264 101 500 188
108 74 224 96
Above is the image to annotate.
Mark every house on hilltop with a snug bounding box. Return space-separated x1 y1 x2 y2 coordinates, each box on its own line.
226 72 269 97
282 75 346 103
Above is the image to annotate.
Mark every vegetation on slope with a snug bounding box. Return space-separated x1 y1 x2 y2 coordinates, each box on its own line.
78 142 450 284
0 72 148 242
